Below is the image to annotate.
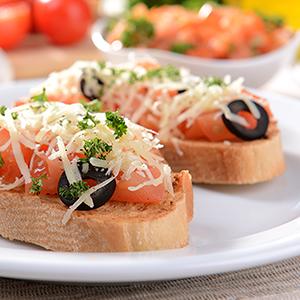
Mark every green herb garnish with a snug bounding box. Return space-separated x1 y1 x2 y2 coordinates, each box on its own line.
170 42 195 54
81 138 112 162
121 17 154 47
77 112 100 130
31 88 48 103
30 174 47 195
258 12 284 29
144 65 181 81
59 181 89 200
105 111 127 138
11 112 18 120
0 106 7 116
204 76 225 87
80 99 102 113
0 154 4 168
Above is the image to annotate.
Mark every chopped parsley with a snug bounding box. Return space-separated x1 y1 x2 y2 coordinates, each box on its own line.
30 174 47 195
121 17 155 47
59 181 89 200
80 99 102 113
144 65 181 81
258 12 284 29
77 112 100 130
98 61 107 70
0 106 7 116
170 42 195 54
11 112 18 120
31 88 48 103
105 111 127 138
204 76 225 87
0 153 4 168
81 138 112 162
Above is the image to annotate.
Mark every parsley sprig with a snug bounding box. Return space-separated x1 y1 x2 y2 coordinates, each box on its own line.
80 99 102 113
77 112 100 130
59 181 89 201
204 76 225 87
170 42 195 54
0 106 7 116
105 111 127 138
30 174 47 195
30 88 48 112
31 88 48 103
121 17 154 47
0 154 4 168
81 138 112 162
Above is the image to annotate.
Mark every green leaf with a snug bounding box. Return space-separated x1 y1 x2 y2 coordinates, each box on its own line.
0 106 7 116
11 112 18 120
170 42 195 54
31 88 48 103
81 138 112 161
121 17 154 47
204 76 225 87
105 111 128 138
77 112 100 130
59 181 89 201
0 153 4 168
80 100 102 113
30 174 47 195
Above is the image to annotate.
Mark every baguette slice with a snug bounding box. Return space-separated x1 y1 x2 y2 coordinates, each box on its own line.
0 171 193 252
161 128 285 184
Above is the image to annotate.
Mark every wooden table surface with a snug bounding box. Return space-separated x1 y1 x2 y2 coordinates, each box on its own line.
7 34 102 80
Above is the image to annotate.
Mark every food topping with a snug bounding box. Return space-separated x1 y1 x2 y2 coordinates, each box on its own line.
31 59 273 144
222 99 269 141
106 4 293 59
58 163 116 212
0 98 173 223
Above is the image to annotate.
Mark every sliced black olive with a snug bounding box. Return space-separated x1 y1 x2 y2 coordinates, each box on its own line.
58 163 116 211
222 99 269 141
177 89 187 94
80 69 104 101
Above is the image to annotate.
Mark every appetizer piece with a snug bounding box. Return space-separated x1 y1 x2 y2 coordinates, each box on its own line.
106 3 293 59
29 59 285 184
0 98 193 252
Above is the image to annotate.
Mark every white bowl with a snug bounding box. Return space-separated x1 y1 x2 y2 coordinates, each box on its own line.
91 19 300 88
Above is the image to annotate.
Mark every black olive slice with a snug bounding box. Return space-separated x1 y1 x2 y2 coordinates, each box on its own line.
177 89 187 94
221 99 269 141
58 163 116 211
80 69 104 101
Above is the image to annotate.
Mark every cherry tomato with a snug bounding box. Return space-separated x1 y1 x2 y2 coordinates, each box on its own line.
33 0 92 45
0 1 31 50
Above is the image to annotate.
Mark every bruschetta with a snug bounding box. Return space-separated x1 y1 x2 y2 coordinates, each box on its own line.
27 58 285 184
0 98 193 252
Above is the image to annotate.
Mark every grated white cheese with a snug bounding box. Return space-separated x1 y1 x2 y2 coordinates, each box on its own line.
30 58 266 145
0 101 172 223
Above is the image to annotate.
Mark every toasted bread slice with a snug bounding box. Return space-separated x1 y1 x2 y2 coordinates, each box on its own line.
161 128 285 184
0 171 193 252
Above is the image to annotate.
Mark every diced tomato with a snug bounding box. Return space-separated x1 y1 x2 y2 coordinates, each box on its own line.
179 119 206 140
111 167 165 204
0 129 33 184
25 152 63 195
196 111 239 142
238 111 257 130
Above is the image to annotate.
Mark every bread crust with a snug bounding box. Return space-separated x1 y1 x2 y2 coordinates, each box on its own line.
0 171 193 252
161 128 285 184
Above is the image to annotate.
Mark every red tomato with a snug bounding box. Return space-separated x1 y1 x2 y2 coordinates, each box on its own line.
33 0 92 45
111 168 165 204
0 1 31 50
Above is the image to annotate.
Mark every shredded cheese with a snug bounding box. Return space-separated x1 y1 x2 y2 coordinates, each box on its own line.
0 101 172 224
31 58 266 145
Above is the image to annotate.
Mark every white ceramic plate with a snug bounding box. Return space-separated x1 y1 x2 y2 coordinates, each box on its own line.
91 19 300 88
0 80 300 283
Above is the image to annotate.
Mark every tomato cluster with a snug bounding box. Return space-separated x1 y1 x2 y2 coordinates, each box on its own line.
0 0 92 50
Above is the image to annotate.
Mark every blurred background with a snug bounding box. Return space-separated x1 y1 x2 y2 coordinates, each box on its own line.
0 0 299 94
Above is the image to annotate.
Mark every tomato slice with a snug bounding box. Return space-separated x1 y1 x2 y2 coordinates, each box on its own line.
111 168 165 204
